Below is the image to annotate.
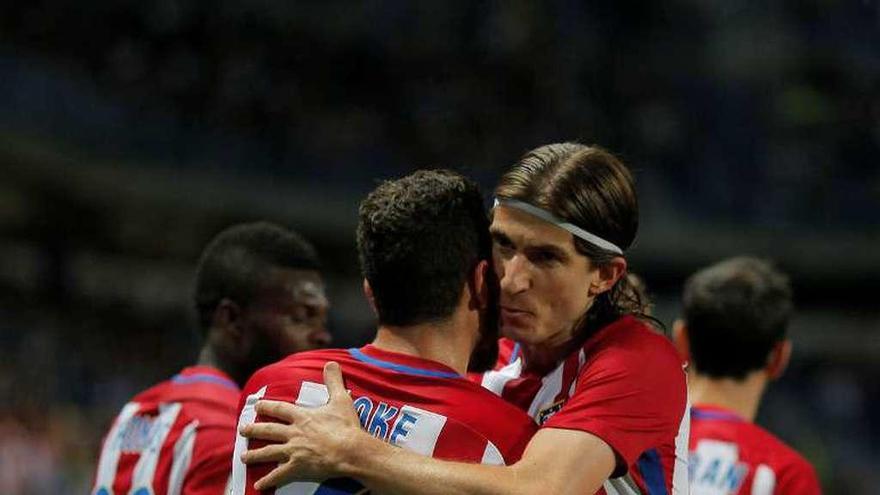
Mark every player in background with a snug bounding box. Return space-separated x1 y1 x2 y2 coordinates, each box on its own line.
230 170 537 495
91 222 330 495
241 143 689 495
674 257 821 494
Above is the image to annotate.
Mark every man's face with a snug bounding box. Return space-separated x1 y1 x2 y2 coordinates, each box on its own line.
240 268 331 366
490 206 600 349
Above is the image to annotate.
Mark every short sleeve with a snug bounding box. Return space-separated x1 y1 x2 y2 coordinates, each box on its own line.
543 346 686 474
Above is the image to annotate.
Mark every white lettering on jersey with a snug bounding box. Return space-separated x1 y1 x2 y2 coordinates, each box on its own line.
392 405 447 456
93 402 141 495
129 402 184 495
751 464 776 495
690 440 749 495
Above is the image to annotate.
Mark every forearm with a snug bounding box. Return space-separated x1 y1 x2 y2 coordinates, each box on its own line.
341 432 533 495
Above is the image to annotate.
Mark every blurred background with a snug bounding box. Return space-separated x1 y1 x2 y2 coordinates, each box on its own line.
0 0 878 493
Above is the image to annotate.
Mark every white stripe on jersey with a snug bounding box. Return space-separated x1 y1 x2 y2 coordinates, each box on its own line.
671 399 691 495
567 349 587 397
751 464 776 495
230 386 267 495
527 360 565 419
480 357 523 396
480 441 505 466
129 402 184 495
603 476 642 495
295 381 330 407
167 419 199 495
277 481 318 495
93 402 141 495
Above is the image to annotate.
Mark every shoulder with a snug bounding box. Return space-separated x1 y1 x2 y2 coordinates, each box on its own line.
746 424 821 493
244 349 351 392
439 379 537 462
700 420 819 480
451 378 535 429
563 317 687 425
582 316 683 383
129 376 173 403
588 316 675 355
751 424 817 473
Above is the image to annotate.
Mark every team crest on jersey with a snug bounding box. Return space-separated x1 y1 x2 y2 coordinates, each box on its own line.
537 399 566 425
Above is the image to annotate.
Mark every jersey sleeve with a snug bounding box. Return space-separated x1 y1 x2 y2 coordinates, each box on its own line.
542 346 686 475
182 424 236 495
776 457 822 495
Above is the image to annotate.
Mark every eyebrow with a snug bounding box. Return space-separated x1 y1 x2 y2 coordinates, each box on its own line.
490 229 571 261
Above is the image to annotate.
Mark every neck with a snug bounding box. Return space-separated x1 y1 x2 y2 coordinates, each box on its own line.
688 370 768 422
371 317 473 376
197 344 242 386
520 339 577 373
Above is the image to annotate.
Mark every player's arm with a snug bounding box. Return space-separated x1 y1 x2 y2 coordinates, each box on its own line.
240 362 615 495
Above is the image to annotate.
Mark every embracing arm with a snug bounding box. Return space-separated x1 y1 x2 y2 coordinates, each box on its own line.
340 426 614 495
240 362 615 495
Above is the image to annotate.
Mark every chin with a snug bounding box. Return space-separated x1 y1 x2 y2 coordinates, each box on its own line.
500 324 534 344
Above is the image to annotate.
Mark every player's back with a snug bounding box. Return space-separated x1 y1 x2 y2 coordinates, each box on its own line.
92 366 240 495
689 404 821 495
231 345 538 495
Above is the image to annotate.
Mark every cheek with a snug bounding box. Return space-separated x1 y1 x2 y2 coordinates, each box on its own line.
541 275 590 327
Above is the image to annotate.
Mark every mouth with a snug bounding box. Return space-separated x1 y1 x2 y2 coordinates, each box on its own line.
500 306 533 318
501 304 532 315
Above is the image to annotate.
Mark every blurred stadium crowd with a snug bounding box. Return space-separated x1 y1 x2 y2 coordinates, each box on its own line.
0 1 878 493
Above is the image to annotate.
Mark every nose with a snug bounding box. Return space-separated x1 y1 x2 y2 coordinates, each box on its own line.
499 254 531 295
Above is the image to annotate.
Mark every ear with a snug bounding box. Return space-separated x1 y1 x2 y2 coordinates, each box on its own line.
467 260 491 310
766 339 792 380
672 319 691 366
212 298 243 337
589 256 627 296
362 279 378 316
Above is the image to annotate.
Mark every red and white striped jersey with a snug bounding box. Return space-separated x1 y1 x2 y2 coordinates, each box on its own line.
476 316 691 495
92 366 240 495
689 404 821 495
231 344 537 495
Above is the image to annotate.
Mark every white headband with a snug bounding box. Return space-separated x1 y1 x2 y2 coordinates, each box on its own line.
493 198 624 255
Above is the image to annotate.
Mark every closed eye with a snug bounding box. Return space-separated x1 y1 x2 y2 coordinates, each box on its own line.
526 248 562 265
491 231 515 250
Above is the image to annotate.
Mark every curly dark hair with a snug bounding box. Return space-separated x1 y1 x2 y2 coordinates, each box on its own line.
358 170 490 326
193 221 320 335
683 257 793 379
